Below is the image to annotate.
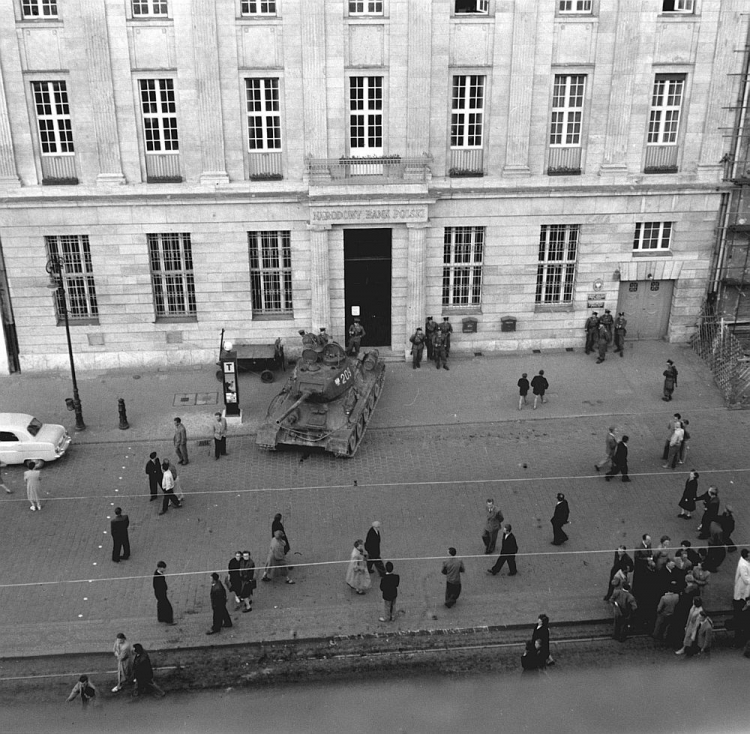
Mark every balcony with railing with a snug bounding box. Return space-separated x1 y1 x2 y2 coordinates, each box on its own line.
547 147 582 176
644 145 679 174
306 154 432 185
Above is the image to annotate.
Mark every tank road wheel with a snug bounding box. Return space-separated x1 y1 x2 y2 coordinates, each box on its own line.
260 369 275 383
347 432 358 456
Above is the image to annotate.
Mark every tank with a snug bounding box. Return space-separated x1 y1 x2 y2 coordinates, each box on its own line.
256 337 386 457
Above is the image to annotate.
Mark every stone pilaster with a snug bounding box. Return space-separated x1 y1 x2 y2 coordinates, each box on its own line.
309 224 331 331
79 0 125 184
503 3 538 176
406 1 432 160
300 0 328 159
191 0 229 184
405 222 429 357
600 4 640 173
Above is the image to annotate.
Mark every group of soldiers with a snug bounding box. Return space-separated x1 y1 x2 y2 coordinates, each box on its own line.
409 316 454 370
584 309 627 363
299 318 367 358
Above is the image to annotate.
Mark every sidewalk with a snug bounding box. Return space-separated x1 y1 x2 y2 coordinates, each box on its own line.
0 339 745 666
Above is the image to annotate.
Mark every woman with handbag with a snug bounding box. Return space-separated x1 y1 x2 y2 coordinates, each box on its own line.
678 470 699 519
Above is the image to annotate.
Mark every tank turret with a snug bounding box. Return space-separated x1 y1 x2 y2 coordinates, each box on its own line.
256 336 385 457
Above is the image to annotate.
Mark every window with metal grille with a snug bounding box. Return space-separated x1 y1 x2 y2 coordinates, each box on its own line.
22 0 57 17
241 0 276 14
451 76 485 149
633 222 672 251
148 233 196 318
455 0 489 13
139 79 179 153
31 81 74 155
550 75 585 146
559 0 592 12
45 236 98 321
349 77 383 151
647 77 684 145
349 0 383 13
248 231 293 314
132 0 168 16
535 225 578 304
442 227 484 307
662 0 693 12
245 79 281 151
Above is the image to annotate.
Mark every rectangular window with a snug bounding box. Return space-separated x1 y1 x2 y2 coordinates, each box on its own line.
245 79 281 151
633 222 672 251
248 231 293 314
241 0 276 14
550 75 585 146
662 0 693 12
451 76 485 149
535 225 578 305
442 227 484 307
139 79 179 153
31 81 74 155
455 0 489 14
648 77 684 145
45 236 98 321
349 77 383 154
148 233 196 318
559 0 592 12
22 0 57 17
132 0 168 16
349 0 383 13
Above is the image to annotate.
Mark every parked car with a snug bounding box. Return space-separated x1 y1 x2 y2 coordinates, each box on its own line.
0 413 72 465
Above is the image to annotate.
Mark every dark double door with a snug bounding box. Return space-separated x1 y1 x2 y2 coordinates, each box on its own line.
344 229 391 347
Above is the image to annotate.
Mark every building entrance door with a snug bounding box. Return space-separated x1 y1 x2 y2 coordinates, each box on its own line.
344 229 391 347
617 280 674 339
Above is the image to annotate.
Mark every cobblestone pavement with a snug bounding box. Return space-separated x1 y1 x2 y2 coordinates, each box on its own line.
0 341 748 660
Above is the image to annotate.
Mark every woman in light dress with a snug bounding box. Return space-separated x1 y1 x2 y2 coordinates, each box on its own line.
111 632 133 692
345 539 371 595
23 460 42 511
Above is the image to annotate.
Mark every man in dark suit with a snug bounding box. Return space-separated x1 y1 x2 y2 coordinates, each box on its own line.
153 561 176 625
487 524 518 576
551 493 570 545
206 572 233 635
365 521 385 576
605 435 630 482
145 452 162 502
111 507 130 562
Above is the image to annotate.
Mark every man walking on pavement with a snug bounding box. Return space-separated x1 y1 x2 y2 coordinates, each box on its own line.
434 330 449 370
605 436 631 482
482 499 504 554
153 561 176 625
409 327 426 369
173 417 188 465
551 493 570 545
662 414 682 461
365 521 386 577
111 507 130 562
531 370 548 409
132 644 165 698
584 311 599 354
424 316 438 362
206 572 233 635
442 547 465 609
614 312 627 356
488 524 518 576
595 426 617 473
145 452 162 502
379 561 400 622
662 359 678 401
213 412 227 460
517 373 530 410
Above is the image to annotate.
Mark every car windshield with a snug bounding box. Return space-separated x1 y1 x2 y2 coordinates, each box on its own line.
26 418 43 437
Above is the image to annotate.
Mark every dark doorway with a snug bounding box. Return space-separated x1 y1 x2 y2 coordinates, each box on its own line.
344 229 391 347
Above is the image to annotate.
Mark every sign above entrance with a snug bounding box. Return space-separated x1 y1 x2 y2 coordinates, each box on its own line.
587 293 605 309
310 204 429 225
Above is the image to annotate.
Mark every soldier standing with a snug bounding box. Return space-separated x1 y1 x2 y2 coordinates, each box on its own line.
347 317 366 356
424 316 438 361
599 309 614 341
434 331 449 370
595 322 611 364
584 312 599 354
409 327 426 369
613 312 627 356
438 317 453 357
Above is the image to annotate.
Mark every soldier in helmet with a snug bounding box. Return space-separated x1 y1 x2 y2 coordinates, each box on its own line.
424 316 438 362
584 312 599 355
409 327 426 369
438 317 453 357
434 331 449 371
613 313 627 357
347 317 366 356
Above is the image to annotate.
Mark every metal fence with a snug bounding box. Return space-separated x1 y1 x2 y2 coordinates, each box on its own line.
690 315 750 407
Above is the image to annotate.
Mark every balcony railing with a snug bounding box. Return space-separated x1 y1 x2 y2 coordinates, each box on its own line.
307 154 431 184
547 146 582 176
644 145 679 174
145 152 182 183
41 154 78 185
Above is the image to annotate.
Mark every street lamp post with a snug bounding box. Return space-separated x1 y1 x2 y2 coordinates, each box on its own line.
46 255 86 431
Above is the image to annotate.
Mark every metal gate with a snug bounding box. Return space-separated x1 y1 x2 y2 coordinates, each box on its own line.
616 280 674 339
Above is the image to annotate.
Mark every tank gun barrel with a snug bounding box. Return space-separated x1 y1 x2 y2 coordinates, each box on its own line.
274 391 312 426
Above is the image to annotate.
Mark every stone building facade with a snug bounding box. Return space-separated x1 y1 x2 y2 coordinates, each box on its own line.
0 0 747 374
